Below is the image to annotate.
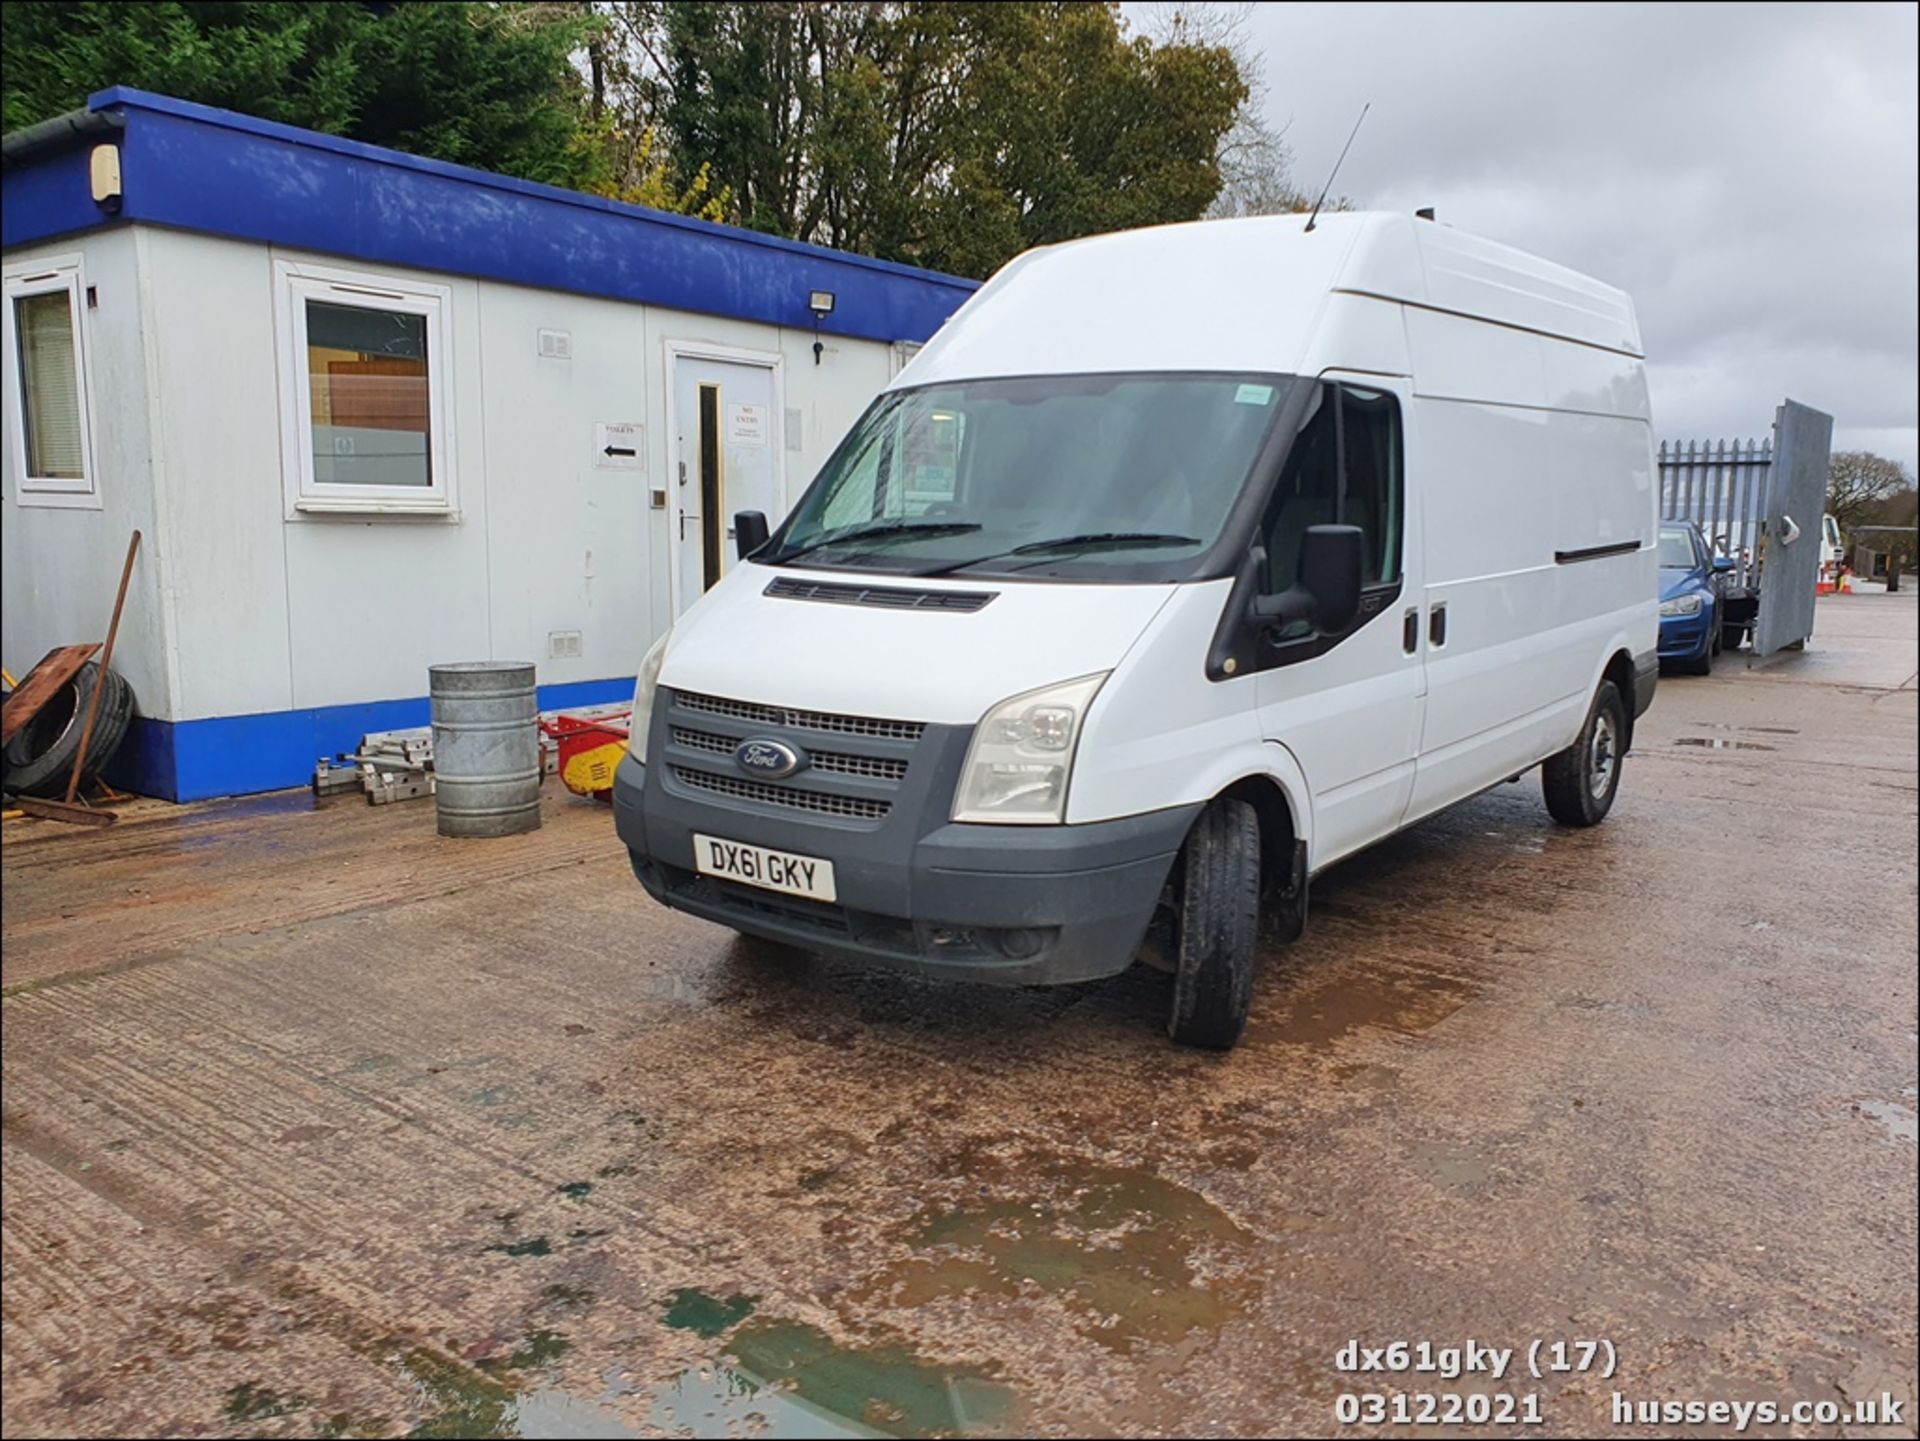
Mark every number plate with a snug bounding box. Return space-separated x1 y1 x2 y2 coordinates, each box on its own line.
693 834 837 903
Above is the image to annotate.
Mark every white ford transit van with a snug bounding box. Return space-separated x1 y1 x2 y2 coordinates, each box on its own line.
614 212 1658 1049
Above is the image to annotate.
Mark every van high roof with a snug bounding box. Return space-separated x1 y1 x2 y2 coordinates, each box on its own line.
898 211 1643 388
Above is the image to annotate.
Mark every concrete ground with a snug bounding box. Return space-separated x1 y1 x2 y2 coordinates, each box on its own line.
4 595 1915 1439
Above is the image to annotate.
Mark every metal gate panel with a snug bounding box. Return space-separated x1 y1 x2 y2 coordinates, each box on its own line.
1752 400 1833 658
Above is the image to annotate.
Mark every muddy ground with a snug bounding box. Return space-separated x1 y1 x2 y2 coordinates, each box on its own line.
4 595 1915 1439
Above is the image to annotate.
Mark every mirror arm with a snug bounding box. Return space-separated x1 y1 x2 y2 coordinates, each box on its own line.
1251 587 1315 627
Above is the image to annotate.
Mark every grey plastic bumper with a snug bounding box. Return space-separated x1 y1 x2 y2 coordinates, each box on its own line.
613 750 1197 986
1632 645 1658 725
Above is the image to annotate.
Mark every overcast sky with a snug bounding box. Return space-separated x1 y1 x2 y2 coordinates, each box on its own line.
1150 2 1919 472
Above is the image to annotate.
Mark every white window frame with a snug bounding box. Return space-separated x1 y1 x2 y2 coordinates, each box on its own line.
273 258 457 517
3 254 100 509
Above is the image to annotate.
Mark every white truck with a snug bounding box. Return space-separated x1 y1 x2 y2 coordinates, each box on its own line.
614 211 1659 1049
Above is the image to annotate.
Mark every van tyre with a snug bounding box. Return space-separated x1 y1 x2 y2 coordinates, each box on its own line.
1542 679 1625 827
1168 797 1260 1051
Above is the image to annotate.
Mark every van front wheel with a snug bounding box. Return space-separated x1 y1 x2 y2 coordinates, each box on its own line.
1542 679 1626 827
1167 797 1260 1051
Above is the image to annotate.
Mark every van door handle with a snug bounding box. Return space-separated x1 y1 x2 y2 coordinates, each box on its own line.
1429 604 1448 648
1403 607 1419 654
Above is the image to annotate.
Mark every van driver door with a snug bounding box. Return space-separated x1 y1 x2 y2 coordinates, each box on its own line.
1254 373 1426 870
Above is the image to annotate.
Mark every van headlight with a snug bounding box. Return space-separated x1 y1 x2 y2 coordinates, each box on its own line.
629 630 672 762
1660 594 1704 617
952 673 1108 824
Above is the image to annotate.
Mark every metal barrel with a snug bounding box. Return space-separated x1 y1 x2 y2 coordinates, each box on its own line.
429 662 541 838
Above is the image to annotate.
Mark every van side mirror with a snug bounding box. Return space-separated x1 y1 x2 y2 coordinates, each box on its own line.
1711 554 1734 574
1252 524 1365 634
734 510 770 559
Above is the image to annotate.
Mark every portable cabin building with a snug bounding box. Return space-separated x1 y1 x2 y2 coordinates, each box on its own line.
0 89 976 800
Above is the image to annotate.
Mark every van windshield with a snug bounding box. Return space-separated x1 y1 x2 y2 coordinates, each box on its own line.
763 373 1293 580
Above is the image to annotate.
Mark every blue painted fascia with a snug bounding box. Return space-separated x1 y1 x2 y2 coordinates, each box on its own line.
104 677 635 803
0 140 108 251
3 87 977 345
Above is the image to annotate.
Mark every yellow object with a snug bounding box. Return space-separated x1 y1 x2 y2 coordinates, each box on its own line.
1 667 17 689
561 738 628 797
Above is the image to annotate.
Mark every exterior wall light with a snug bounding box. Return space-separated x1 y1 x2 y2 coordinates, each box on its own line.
809 290 835 364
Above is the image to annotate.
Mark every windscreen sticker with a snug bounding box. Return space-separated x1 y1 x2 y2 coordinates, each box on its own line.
1234 383 1275 406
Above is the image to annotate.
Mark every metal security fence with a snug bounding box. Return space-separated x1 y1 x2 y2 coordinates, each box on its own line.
1658 435 1773 590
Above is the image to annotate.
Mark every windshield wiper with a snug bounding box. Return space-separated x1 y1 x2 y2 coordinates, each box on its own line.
771 520 981 564
914 531 1201 576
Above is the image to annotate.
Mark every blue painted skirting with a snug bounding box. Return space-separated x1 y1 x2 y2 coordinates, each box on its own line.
103 677 634 803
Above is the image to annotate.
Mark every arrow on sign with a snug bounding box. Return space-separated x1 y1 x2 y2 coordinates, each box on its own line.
603 445 637 458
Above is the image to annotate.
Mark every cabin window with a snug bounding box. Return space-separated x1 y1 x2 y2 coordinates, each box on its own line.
1262 381 1403 595
4 257 96 507
274 260 455 516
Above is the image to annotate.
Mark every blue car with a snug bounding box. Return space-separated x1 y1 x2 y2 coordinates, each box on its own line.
1658 521 1733 673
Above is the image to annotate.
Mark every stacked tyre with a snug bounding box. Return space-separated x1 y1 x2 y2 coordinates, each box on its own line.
3 662 137 798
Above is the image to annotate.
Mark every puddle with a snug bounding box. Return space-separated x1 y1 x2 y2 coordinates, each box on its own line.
650 1322 1014 1439
853 1156 1255 1354
202 789 321 822
663 1287 758 1339
1688 723 1799 734
1856 1099 1918 1145
223 1380 311 1422
1671 737 1775 751
1406 1139 1491 1192
404 1340 637 1440
1329 1061 1400 1090
1260 967 1473 1044
513 1388 637 1439
485 1236 552 1259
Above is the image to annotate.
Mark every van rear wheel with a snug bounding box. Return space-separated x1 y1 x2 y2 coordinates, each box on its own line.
1542 680 1626 827
1167 797 1260 1051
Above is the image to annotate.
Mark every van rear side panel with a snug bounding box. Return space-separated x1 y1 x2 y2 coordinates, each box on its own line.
1403 308 1655 819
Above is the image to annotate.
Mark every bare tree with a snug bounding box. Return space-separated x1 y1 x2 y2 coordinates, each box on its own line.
1134 2 1314 218
1827 450 1915 536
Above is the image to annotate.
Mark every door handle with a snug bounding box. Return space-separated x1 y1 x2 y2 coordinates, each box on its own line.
1429 603 1448 648
1403 607 1419 654
679 513 699 540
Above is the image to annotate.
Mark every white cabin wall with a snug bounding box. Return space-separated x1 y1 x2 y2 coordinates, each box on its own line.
125 231 901 723
1 228 175 718
139 229 294 721
476 281 654 688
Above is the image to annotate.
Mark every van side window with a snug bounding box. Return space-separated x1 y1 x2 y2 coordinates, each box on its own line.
1261 381 1403 596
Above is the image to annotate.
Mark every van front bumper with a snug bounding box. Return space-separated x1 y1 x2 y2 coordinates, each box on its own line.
612 751 1196 986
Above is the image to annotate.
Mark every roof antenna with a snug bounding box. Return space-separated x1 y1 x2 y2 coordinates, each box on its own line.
1304 103 1369 233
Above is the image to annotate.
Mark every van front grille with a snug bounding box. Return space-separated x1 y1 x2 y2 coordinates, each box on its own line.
673 690 924 742
671 726 909 782
670 766 893 821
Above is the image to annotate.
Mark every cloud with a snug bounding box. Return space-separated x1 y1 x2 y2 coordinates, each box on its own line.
1162 1 1919 471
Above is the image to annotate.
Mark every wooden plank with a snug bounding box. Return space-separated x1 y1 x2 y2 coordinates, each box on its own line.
0 644 101 747
65 531 141 804
11 797 117 827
